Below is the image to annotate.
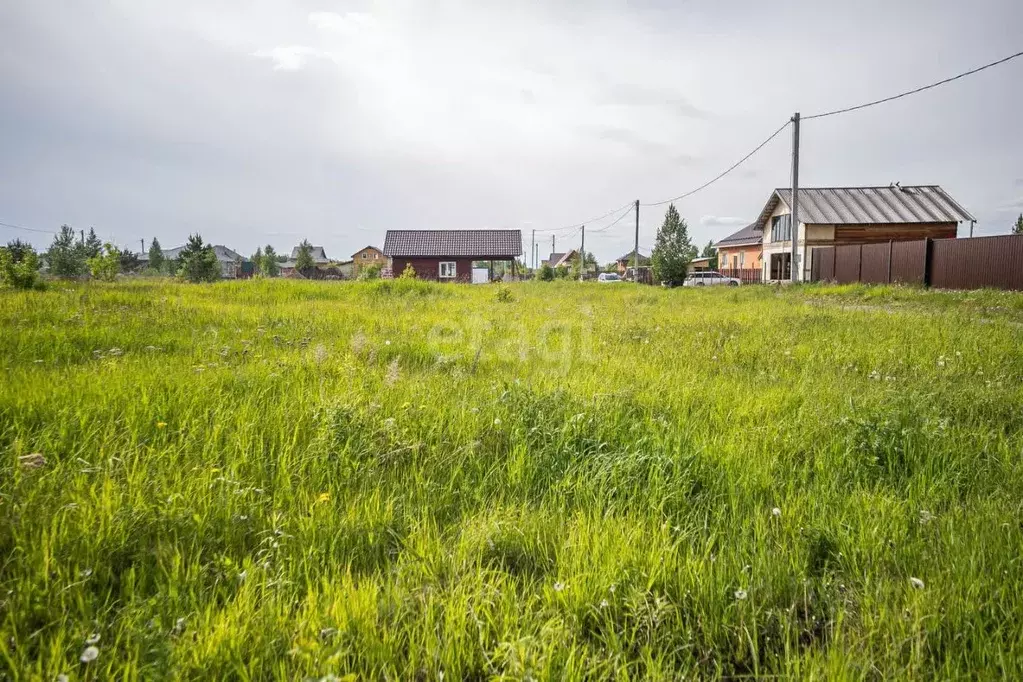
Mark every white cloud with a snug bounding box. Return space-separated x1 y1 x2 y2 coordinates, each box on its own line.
251 45 335 71
700 216 750 228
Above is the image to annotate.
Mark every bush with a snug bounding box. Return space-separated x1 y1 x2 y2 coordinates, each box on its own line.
359 263 382 281
537 263 555 281
87 243 121 281
399 263 417 280
0 242 44 290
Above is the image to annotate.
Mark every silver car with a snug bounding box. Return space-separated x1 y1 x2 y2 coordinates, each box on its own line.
682 271 741 287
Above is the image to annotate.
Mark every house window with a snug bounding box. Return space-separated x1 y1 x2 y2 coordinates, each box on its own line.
362 253 367 259
771 215 792 242
439 261 457 278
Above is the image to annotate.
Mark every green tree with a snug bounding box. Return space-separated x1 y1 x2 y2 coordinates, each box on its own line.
651 204 696 285
251 247 264 277
398 263 417 279
176 234 220 283
537 263 554 281
87 243 121 281
261 245 280 277
83 228 103 259
118 247 140 274
295 240 315 277
148 238 165 273
47 225 86 277
701 240 719 269
1014 213 1023 235
0 241 43 290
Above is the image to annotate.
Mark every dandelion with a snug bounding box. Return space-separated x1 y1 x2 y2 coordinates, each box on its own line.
493 418 502 426
599 599 609 608
734 589 748 600
553 582 565 592
771 507 782 518
86 632 101 645
316 492 330 505
384 340 391 346
80 646 100 663
609 584 616 593
156 422 167 429
910 577 925 590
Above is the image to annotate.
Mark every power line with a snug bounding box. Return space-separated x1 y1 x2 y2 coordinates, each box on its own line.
804 49 1023 120
0 220 56 235
641 119 791 207
588 205 636 234
533 200 635 233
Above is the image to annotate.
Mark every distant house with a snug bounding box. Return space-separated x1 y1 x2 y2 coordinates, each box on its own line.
715 223 762 273
615 250 651 275
546 250 577 269
687 256 714 273
290 245 330 264
352 246 384 276
382 229 522 282
139 244 244 278
756 185 975 281
336 260 354 278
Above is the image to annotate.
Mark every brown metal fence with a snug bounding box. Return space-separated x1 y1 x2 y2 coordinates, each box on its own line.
810 234 1023 291
718 268 763 284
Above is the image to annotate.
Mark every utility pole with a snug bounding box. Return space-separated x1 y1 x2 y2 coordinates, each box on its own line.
551 235 555 256
80 229 85 246
531 229 535 269
140 239 145 254
579 225 585 280
790 112 800 283
633 199 640 283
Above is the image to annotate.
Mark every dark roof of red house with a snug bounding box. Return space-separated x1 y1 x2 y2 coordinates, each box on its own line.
715 223 761 248
383 230 522 257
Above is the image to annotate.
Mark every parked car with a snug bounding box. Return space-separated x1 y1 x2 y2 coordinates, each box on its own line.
682 271 741 287
597 272 623 283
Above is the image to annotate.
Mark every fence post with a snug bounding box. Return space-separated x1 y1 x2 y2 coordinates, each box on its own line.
887 240 893 284
857 244 863 283
923 237 933 287
832 247 837 282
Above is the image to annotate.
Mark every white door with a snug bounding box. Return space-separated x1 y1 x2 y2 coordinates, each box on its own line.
471 268 489 284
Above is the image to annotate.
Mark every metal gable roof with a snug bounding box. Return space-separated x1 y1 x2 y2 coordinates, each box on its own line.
715 223 761 248
383 230 522 257
756 185 975 228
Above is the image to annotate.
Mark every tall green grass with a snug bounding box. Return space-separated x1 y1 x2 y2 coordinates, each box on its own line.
2 279 1022 679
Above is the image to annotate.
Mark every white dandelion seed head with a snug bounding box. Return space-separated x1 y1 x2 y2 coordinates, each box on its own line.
599 599 609 608
609 584 616 593
734 589 748 600
553 582 565 592
771 507 782 517
910 577 925 590
493 418 502 425
57 675 69 682
80 646 100 663
384 340 391 346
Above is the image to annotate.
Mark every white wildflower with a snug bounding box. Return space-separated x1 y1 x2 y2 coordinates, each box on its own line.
553 582 565 592
734 589 748 600
80 646 100 663
910 577 925 590
919 510 933 524
493 418 502 426
771 507 781 518
599 599 609 608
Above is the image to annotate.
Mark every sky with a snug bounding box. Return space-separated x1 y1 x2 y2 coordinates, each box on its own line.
1 0 1021 264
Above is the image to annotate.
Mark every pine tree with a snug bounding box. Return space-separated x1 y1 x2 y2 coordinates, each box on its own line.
148 238 165 273
48 225 86 277
701 240 718 269
651 204 696 285
295 240 315 277
261 245 280 277
1014 213 1023 235
251 247 264 276
176 234 220 283
83 228 103 259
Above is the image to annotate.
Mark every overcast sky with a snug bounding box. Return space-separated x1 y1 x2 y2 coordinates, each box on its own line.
1 0 1021 262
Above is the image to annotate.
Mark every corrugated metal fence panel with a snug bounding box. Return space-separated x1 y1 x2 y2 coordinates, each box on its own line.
930 235 1023 291
834 245 862 284
860 242 891 284
811 247 832 281
890 240 926 285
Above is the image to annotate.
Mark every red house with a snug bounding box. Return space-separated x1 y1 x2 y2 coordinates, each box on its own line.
382 229 522 282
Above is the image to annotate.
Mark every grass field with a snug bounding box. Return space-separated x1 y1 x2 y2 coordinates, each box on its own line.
2 279 1023 680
